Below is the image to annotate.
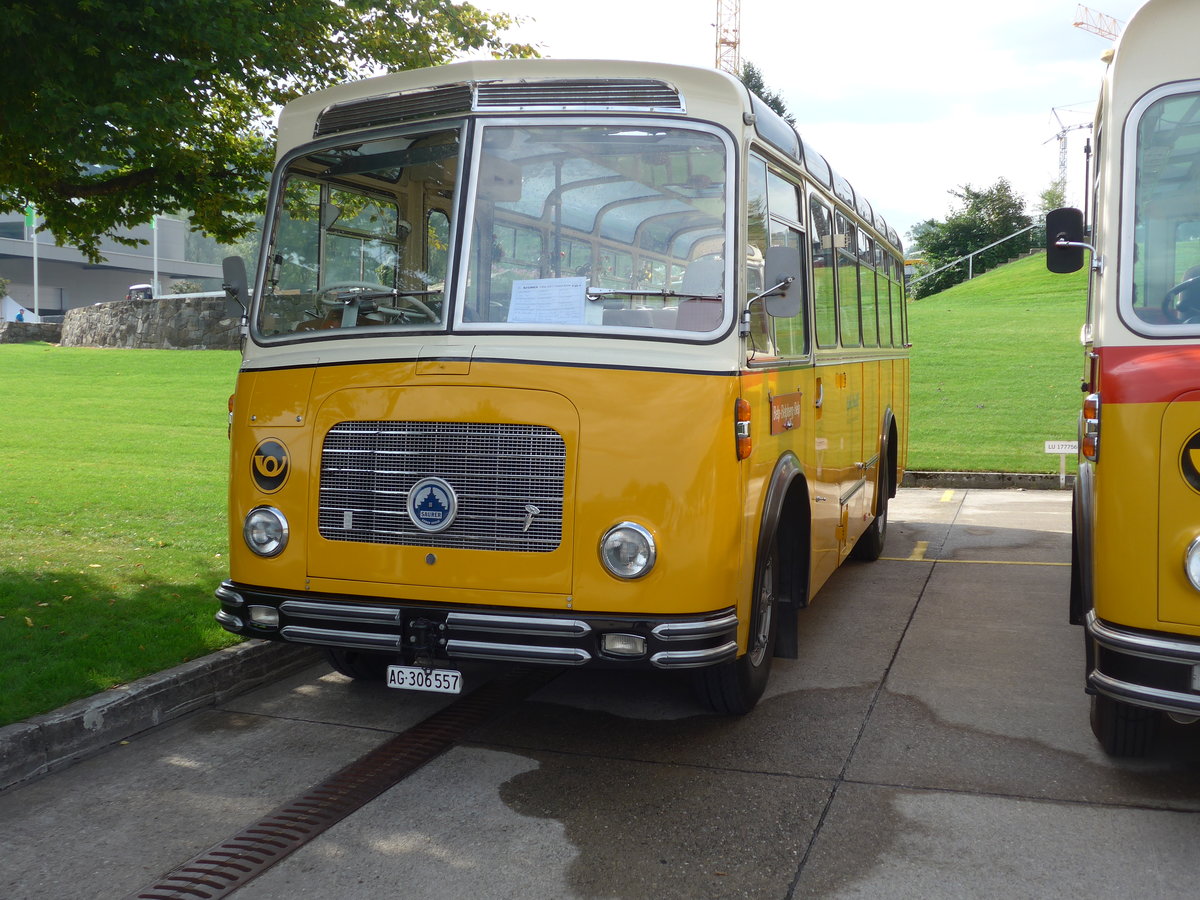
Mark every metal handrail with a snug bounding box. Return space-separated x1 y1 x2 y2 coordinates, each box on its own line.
908 224 1038 285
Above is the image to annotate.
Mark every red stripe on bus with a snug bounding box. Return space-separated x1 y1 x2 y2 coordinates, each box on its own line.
1101 345 1200 404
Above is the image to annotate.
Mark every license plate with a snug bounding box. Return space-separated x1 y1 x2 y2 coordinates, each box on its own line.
386 665 463 695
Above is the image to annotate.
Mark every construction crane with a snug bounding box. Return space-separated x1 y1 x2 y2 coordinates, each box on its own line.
1048 108 1093 190
1073 4 1123 40
715 0 741 75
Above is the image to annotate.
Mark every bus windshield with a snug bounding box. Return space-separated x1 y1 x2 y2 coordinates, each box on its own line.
1129 86 1200 331
460 123 730 334
255 121 731 341
257 126 461 339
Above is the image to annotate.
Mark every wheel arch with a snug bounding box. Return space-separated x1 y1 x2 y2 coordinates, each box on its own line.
879 407 899 507
1071 459 1096 627
757 452 812 659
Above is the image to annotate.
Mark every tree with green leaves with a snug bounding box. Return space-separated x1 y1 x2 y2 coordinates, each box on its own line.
740 61 795 125
908 178 1034 298
1 0 535 261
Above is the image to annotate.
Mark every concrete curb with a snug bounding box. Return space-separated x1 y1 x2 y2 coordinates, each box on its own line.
903 470 1074 491
0 641 320 793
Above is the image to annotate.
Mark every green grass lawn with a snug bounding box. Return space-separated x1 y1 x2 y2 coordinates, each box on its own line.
0 345 243 724
0 260 1088 724
907 252 1089 472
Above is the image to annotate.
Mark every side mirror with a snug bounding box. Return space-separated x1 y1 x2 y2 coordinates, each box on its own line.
762 245 803 318
222 256 249 317
1046 207 1086 274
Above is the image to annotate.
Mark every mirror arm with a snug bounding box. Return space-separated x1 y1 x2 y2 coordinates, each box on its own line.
1054 238 1104 274
740 277 796 337
747 277 793 307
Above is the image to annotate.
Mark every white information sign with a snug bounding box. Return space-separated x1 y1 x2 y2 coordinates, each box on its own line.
508 277 587 325
1045 441 1078 454
1044 440 1078 487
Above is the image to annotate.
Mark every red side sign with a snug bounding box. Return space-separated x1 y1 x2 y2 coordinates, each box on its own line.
770 391 804 435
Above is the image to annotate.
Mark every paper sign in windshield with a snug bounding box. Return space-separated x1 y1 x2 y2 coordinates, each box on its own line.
508 277 588 325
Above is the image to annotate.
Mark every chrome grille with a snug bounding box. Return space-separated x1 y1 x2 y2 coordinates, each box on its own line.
318 421 566 551
315 85 473 136
474 79 683 112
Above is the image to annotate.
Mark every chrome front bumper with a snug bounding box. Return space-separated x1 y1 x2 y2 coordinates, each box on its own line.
1087 610 1200 715
216 581 738 670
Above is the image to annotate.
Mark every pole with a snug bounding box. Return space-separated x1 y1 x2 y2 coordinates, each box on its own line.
26 204 40 318
152 214 159 297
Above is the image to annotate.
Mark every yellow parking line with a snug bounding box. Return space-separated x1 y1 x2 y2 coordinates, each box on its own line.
931 559 1069 567
881 555 1068 567
940 490 955 502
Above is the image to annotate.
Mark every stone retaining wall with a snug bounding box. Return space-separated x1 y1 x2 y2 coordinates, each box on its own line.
0 322 63 344
59 297 241 350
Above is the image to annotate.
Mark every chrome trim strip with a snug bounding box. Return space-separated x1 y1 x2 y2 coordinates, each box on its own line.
1089 670 1200 715
446 639 590 665
215 584 245 606
445 612 591 637
280 600 402 624
651 612 738 641
281 625 403 651
650 642 738 669
839 478 866 506
1087 610 1200 663
215 610 244 631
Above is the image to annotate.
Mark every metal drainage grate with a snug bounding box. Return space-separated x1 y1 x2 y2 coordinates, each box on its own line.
128 668 555 899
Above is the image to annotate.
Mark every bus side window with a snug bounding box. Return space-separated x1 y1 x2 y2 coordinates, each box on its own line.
745 157 776 357
859 234 878 348
766 171 808 357
427 209 450 285
836 213 862 347
809 196 837 348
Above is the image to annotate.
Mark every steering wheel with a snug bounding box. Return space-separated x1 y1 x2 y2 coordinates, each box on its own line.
316 281 439 323
1162 275 1200 323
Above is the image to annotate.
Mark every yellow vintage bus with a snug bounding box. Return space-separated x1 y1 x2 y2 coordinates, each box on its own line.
1047 0 1200 753
216 58 909 713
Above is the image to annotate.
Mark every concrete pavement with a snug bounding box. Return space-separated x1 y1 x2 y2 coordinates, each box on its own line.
5 487 1200 899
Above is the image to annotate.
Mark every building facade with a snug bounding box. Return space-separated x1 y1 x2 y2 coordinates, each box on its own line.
0 212 229 320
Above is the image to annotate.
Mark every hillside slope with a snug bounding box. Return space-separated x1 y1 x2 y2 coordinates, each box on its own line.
906 252 1089 473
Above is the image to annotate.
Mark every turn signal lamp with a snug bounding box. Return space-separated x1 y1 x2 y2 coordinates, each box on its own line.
248 606 280 628
1081 393 1100 461
735 398 752 460
602 634 646 657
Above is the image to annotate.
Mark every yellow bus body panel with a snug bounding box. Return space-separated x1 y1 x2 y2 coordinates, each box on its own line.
229 360 751 624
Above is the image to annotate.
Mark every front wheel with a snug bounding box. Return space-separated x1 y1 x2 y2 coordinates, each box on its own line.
324 646 390 682
1090 693 1158 757
696 541 779 715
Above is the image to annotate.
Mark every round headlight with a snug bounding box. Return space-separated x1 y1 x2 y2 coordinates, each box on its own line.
244 506 289 558
1186 536 1200 592
599 522 656 579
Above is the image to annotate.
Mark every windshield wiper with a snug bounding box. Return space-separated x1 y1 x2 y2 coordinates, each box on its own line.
585 287 722 302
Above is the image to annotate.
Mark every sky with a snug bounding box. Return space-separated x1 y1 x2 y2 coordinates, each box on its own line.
480 0 1147 248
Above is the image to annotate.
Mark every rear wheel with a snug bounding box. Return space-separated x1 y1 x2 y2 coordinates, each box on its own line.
1090 693 1158 757
697 541 779 715
323 646 390 682
851 464 889 561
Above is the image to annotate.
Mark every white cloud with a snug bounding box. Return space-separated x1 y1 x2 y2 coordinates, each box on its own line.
488 0 1146 241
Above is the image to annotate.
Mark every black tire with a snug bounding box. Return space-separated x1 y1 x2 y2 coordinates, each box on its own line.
1090 693 1158 757
697 541 779 715
851 464 889 561
323 646 390 682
